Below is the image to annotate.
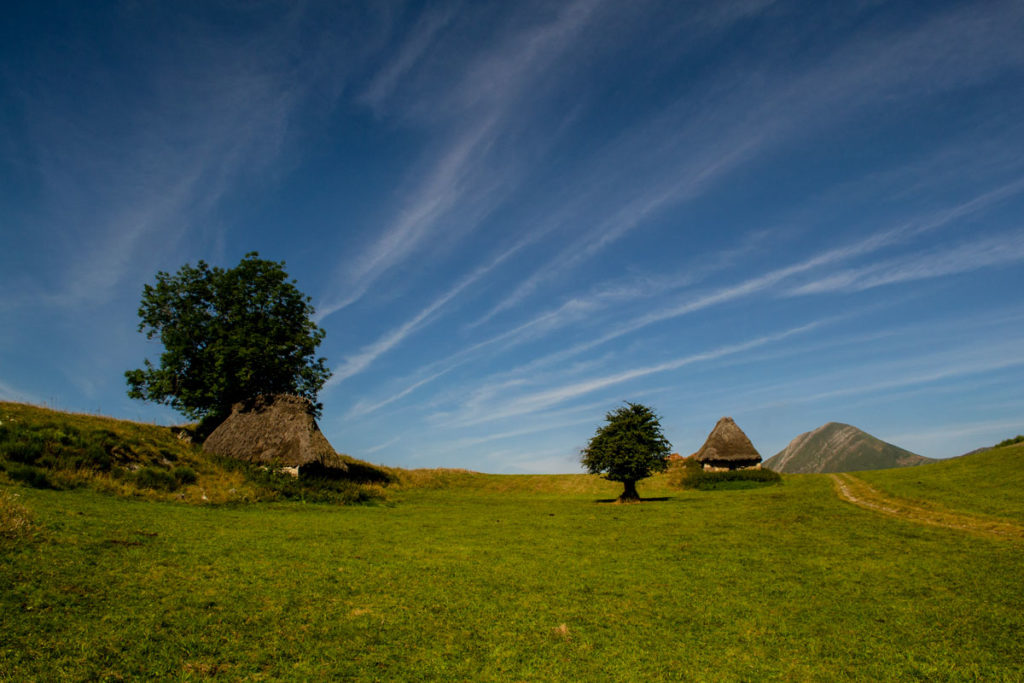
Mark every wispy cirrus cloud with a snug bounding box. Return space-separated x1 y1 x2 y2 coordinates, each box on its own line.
730 335 1024 419
362 436 401 456
883 418 1024 448
346 368 455 419
446 416 597 450
440 320 826 428
794 341 1024 407
341 263 717 417
326 240 528 386
318 0 611 319
4 3 353 310
475 0 1024 321
320 0 804 323
787 231 1024 296
501 176 1024 367
316 114 507 317
344 175 1024 418
358 4 459 112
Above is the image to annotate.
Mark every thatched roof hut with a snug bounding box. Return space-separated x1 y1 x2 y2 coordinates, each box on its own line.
203 394 347 472
694 417 762 471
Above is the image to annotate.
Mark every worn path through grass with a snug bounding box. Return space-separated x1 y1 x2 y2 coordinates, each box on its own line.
830 473 1024 541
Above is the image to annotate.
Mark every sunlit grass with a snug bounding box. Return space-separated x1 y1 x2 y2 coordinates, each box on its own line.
3 469 1022 680
856 441 1024 523
3 402 1022 679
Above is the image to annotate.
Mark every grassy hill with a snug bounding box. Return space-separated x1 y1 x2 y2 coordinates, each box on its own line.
764 421 932 473
3 404 1023 680
855 439 1024 523
0 401 393 504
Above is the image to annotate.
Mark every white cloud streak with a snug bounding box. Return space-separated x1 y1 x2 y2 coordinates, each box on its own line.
346 367 454 418
883 418 1024 447
358 4 458 111
787 230 1024 295
444 320 825 428
522 174 1024 361
346 176 1024 419
728 337 1024 420
319 0 610 318
343 268 711 417
317 114 504 317
7 4 347 310
795 347 1024 406
362 436 401 456
326 241 527 386
476 0 1024 321
447 416 596 450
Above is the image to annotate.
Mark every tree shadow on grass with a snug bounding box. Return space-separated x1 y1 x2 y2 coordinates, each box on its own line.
594 496 672 504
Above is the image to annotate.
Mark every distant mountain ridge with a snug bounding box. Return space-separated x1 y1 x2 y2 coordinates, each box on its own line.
764 422 932 474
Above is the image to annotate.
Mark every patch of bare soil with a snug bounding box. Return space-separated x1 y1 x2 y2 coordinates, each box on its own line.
830 473 1024 541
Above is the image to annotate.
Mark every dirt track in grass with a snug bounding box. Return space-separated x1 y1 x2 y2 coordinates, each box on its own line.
830 473 1024 542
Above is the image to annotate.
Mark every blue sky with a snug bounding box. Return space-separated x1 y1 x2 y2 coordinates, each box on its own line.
2 0 1023 473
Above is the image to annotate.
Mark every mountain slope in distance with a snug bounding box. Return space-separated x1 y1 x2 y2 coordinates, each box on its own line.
764 422 933 474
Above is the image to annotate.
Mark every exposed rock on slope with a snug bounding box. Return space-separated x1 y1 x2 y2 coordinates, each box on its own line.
764 422 931 474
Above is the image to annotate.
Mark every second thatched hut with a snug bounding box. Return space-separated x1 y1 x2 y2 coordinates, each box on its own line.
694 416 762 471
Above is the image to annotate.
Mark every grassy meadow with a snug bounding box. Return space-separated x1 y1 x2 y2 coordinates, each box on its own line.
856 441 1024 523
2 404 1024 680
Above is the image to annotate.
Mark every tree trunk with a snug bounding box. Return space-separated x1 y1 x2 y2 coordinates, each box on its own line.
619 479 640 502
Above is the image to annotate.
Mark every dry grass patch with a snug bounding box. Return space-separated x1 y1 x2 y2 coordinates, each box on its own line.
0 489 38 543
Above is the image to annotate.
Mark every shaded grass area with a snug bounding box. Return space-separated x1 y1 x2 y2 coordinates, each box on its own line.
0 402 205 490
856 441 1024 524
0 402 391 505
3 476 1023 680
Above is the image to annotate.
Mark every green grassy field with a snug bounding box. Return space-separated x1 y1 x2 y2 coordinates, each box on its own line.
2 405 1023 680
3 472 1022 680
856 441 1024 523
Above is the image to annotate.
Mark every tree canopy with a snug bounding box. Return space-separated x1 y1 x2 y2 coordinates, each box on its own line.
581 402 672 501
126 253 330 427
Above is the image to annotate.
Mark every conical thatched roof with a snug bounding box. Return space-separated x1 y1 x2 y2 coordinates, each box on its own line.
695 417 762 465
203 394 347 470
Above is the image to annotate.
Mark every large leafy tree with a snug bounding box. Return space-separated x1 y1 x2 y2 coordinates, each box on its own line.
126 253 331 427
581 402 672 502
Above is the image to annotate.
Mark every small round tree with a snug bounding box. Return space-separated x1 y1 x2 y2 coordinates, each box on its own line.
581 402 672 502
125 252 330 431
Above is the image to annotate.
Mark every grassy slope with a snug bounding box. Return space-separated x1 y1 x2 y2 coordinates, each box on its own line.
0 401 390 504
2 404 1023 679
3 473 1023 680
0 401 216 499
855 441 1024 523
